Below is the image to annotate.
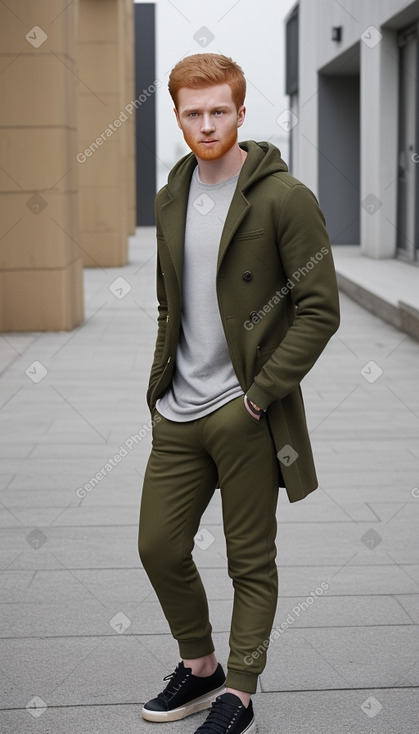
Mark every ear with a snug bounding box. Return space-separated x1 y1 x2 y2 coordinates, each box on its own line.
173 107 182 130
237 105 246 129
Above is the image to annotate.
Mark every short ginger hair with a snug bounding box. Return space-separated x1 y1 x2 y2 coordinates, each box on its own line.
168 53 246 110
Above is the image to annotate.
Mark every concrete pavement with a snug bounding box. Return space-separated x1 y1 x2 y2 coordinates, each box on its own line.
0 227 418 733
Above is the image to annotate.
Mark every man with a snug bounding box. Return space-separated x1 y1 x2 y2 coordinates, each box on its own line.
138 53 340 734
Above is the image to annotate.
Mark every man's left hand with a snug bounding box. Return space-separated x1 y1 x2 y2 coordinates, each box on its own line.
244 395 264 420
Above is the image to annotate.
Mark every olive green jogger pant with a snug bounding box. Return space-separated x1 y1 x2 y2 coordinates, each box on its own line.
138 395 280 694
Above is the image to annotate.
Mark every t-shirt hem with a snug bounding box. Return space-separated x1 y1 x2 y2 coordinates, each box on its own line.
156 388 244 422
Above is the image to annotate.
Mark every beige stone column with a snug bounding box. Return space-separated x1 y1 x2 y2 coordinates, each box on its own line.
77 0 135 267
0 0 84 331
125 0 137 236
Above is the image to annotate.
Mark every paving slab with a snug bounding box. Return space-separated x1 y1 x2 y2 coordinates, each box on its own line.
260 626 419 691
1 688 419 734
0 525 143 571
3 496 400 527
0 600 167 639
3 626 417 707
0 504 143 528
1 594 413 640
278 563 419 595
1 567 151 605
0 634 172 708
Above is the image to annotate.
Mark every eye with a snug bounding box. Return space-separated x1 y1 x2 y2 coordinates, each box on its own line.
214 110 224 115
188 112 198 118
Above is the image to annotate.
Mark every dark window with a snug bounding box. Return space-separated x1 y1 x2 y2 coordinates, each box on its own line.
285 5 299 96
135 3 157 226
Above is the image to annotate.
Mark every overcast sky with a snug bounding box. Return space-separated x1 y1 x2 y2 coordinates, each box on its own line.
135 0 297 189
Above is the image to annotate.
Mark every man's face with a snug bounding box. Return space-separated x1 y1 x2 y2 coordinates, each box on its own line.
174 83 245 161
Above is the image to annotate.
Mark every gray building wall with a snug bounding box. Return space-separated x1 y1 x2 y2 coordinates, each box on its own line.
287 0 419 259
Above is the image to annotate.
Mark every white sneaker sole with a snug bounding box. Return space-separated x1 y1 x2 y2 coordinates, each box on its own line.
243 717 257 734
141 684 226 722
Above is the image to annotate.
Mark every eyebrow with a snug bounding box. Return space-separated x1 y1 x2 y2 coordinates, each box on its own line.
181 104 232 114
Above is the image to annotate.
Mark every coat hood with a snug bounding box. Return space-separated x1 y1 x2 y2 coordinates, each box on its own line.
164 140 288 196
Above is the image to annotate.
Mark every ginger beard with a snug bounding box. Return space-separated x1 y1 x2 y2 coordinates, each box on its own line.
182 125 239 161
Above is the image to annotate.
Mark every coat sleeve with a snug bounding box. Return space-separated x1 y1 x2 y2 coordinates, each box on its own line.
246 183 340 410
146 245 168 412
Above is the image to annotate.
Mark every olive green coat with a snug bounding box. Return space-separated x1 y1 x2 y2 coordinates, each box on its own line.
146 140 340 502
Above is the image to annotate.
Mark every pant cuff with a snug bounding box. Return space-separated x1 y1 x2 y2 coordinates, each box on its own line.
178 634 214 660
225 669 258 694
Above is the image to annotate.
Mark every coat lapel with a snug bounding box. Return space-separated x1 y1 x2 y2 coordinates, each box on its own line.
158 158 195 291
217 189 251 273
158 145 254 286
159 195 187 291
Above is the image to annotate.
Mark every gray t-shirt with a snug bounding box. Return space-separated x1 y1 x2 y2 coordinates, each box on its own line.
157 166 243 421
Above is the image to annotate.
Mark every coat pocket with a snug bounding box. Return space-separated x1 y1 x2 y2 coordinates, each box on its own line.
234 227 264 241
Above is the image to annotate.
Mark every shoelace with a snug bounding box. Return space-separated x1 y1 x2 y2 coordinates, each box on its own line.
158 664 190 701
196 697 243 734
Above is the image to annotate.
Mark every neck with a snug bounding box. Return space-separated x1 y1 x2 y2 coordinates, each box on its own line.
196 143 247 185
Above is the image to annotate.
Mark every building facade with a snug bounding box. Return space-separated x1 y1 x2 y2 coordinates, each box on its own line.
285 0 419 264
0 0 136 331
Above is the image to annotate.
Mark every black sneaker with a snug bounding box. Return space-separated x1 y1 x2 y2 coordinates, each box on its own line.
141 661 226 722
194 692 256 734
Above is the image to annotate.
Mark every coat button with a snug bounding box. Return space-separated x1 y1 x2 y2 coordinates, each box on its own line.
242 271 253 282
249 310 260 323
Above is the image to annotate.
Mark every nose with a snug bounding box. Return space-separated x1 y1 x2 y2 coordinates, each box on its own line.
201 113 215 134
